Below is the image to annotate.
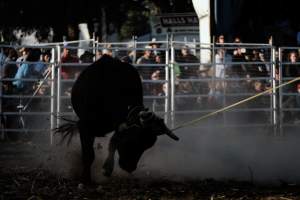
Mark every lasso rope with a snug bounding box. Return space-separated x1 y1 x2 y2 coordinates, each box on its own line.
172 76 300 131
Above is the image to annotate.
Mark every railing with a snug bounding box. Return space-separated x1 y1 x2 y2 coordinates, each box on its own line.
1 38 299 143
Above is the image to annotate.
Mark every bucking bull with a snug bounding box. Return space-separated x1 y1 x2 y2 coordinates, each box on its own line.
55 55 179 182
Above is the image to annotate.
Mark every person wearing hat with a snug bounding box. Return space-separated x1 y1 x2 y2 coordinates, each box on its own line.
177 45 199 79
149 38 162 56
16 47 29 68
136 45 155 80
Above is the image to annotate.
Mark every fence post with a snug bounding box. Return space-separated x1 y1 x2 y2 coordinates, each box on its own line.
164 42 169 124
92 32 96 62
278 47 283 136
271 46 277 135
170 39 176 129
50 47 56 145
0 54 3 139
132 36 137 64
56 45 61 128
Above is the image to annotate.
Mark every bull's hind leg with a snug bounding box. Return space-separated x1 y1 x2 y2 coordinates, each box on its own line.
102 132 118 176
79 128 95 183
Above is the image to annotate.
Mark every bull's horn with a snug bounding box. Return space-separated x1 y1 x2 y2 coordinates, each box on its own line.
165 129 179 141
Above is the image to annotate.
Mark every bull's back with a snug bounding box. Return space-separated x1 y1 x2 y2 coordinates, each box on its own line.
71 55 143 135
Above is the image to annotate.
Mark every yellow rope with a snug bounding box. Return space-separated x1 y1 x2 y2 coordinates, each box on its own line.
172 76 300 131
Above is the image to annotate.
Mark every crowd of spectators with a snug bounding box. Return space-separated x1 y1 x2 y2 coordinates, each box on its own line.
2 35 300 138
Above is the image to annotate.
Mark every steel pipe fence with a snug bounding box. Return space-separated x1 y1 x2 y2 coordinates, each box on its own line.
1 39 298 143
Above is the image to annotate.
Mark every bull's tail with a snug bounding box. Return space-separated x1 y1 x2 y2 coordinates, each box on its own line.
53 117 78 145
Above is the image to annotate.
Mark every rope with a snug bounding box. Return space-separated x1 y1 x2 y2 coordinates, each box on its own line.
172 76 300 131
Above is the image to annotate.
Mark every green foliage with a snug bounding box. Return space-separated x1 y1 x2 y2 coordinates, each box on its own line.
119 10 150 39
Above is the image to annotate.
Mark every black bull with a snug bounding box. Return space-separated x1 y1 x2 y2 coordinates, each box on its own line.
56 55 179 182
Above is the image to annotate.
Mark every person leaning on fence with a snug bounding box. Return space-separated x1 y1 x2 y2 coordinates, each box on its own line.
34 50 52 77
16 47 29 68
230 43 247 77
1 48 19 135
136 45 155 79
282 51 300 93
61 44 79 79
2 48 18 95
177 45 199 79
247 49 269 79
12 48 41 94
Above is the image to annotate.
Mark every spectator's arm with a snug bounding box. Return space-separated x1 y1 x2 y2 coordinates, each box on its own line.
13 64 27 88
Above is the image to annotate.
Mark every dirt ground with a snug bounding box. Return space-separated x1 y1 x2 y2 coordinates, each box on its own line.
1 138 300 200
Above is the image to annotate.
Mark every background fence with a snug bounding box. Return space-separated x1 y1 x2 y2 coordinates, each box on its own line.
1 38 299 143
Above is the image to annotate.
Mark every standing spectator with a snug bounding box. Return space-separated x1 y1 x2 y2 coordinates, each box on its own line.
283 51 300 93
283 51 299 78
3 48 18 94
136 45 155 79
231 44 247 76
0 47 8 70
177 45 199 79
247 50 268 78
215 48 232 79
149 38 162 56
61 45 79 79
216 35 225 44
13 48 41 94
16 48 29 68
1 48 18 135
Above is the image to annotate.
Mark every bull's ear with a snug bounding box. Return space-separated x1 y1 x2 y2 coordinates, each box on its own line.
118 123 128 132
139 110 153 119
143 107 149 112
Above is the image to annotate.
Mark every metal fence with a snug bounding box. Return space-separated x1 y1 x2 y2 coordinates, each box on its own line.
1 38 299 143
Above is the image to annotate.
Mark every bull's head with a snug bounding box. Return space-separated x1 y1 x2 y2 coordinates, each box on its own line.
116 108 179 173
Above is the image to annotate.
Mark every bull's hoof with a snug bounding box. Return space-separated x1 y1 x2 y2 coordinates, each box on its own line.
102 161 113 177
102 168 112 177
80 170 92 184
80 176 92 185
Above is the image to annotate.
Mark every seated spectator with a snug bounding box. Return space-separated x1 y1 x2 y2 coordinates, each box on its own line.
207 81 223 108
175 81 198 110
282 82 300 123
79 51 94 63
34 50 52 76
